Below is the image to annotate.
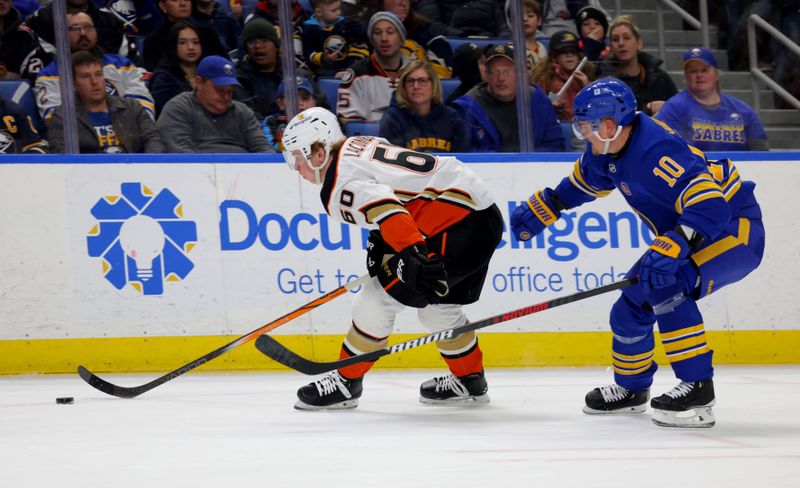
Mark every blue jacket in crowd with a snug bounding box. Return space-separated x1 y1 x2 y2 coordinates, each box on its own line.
452 83 565 152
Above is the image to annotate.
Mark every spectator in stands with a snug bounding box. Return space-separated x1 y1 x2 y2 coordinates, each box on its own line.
536 0 588 38
532 30 595 121
575 4 609 61
379 60 469 152
142 0 226 71
375 0 454 78
235 17 282 121
157 55 271 152
657 47 769 151
192 0 241 57
26 0 125 56
506 0 547 70
47 51 164 153
445 42 482 104
337 11 410 122
35 12 155 122
416 0 509 38
299 0 368 78
148 22 203 116
452 44 564 152
0 95 48 153
504 0 548 68
263 75 325 151
599 15 676 116
0 0 50 81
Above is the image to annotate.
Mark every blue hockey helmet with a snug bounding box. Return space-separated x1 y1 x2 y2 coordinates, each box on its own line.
573 78 637 126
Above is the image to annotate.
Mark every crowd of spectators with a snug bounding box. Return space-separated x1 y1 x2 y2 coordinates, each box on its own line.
0 0 785 154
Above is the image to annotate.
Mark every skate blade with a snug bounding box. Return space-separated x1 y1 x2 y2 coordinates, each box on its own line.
419 394 490 405
294 398 359 411
651 406 715 428
582 403 648 415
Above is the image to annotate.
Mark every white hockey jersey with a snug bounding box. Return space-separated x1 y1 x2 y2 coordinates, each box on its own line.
321 136 496 251
35 54 155 122
335 54 409 122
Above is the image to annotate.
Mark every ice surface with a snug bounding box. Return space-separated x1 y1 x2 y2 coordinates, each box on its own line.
2 366 799 487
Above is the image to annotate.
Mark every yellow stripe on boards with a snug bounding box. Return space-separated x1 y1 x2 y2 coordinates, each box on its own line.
1 330 800 375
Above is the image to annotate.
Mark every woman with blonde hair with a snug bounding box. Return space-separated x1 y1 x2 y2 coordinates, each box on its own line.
599 14 676 116
379 61 470 152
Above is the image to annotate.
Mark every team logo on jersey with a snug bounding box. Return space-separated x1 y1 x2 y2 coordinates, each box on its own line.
336 68 355 84
608 162 617 173
86 183 197 295
620 182 632 196
324 35 347 61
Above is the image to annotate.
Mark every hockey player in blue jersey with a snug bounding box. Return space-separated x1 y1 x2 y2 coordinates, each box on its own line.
510 78 765 428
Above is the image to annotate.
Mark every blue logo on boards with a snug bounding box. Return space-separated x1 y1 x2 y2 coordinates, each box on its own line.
86 183 198 295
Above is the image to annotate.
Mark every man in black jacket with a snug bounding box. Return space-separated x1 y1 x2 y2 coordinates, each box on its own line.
26 0 125 56
0 0 50 81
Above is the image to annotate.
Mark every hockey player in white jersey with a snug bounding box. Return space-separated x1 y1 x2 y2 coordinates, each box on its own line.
281 107 504 410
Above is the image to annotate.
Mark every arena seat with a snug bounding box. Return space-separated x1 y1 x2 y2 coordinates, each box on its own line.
440 78 460 102
317 77 341 114
344 121 380 137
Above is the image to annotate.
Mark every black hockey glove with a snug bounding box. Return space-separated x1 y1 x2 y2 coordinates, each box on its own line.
391 244 449 300
366 230 393 278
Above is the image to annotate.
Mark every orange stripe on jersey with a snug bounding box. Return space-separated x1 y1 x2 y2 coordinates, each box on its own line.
379 213 425 251
383 277 401 293
440 232 447 257
405 199 471 238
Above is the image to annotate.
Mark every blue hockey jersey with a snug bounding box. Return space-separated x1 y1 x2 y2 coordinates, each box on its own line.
553 113 760 242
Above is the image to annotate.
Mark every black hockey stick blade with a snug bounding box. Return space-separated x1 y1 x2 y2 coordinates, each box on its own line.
256 277 637 375
77 273 370 398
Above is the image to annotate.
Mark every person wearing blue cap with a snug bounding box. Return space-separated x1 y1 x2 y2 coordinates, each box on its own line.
156 55 272 152
656 47 769 152
262 76 330 151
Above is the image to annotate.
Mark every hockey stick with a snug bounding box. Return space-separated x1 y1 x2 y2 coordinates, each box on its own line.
78 273 371 398
255 277 637 375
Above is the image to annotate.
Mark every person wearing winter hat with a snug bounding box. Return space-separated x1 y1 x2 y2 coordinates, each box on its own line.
575 5 610 61
236 17 282 120
336 11 410 121
656 47 768 151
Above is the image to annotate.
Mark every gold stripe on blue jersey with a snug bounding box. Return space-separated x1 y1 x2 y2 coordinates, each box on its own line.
660 323 705 341
692 218 751 266
569 158 612 199
667 344 711 363
612 349 655 361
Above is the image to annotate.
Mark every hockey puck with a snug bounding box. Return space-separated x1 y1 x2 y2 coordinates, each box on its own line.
56 397 74 404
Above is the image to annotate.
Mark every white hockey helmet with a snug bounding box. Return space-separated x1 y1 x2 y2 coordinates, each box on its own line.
282 107 345 184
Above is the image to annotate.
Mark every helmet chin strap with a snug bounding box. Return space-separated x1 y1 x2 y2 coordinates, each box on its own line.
307 147 331 185
592 125 624 155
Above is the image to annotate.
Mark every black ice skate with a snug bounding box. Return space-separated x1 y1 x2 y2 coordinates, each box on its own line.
295 371 363 411
650 379 716 428
419 371 489 404
583 384 649 414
